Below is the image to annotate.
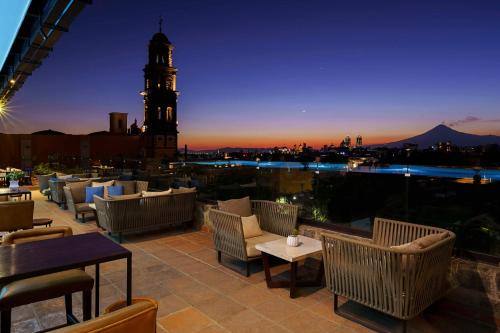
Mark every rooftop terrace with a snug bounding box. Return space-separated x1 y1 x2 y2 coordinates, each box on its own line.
6 190 495 333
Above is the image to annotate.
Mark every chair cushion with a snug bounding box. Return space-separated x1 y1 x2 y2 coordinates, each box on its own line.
0 269 94 310
241 215 263 239
93 180 115 198
107 186 124 198
414 232 449 248
110 193 142 200
141 189 172 197
172 187 197 194
86 186 104 203
218 196 252 217
245 231 284 257
114 180 136 195
66 180 92 203
75 203 94 213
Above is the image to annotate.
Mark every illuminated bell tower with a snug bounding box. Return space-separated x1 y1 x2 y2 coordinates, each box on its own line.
142 18 178 160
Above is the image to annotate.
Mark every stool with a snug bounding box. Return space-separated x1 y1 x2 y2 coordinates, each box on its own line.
33 218 53 227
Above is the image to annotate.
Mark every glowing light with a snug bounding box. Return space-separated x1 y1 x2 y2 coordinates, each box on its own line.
9 79 15 84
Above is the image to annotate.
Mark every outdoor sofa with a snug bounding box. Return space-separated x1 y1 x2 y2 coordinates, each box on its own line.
209 197 298 276
94 189 196 242
64 180 148 222
321 218 456 332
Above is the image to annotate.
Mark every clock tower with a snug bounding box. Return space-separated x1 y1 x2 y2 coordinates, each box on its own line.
142 18 178 160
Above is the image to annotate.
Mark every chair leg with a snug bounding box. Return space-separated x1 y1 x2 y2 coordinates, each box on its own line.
118 233 123 243
1 310 11 333
217 251 221 263
82 290 92 321
333 294 338 312
64 294 73 325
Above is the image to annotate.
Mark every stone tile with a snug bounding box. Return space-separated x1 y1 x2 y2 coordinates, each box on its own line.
229 284 276 307
279 310 341 333
174 281 220 306
252 298 301 322
157 293 190 318
219 308 283 333
196 325 228 333
158 307 214 333
196 296 247 322
12 319 41 333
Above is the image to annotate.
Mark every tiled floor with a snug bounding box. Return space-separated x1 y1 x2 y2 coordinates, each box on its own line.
8 192 496 333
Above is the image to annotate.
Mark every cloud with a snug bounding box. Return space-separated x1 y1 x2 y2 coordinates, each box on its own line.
445 116 481 127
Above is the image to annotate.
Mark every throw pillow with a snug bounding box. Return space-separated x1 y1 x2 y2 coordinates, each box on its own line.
172 187 197 194
141 189 172 197
110 193 142 200
67 180 92 203
217 196 252 217
85 186 104 203
241 215 263 239
107 185 124 198
92 180 115 198
414 232 449 249
114 180 135 195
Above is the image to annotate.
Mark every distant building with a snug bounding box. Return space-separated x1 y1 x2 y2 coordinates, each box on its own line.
142 19 179 160
356 135 362 147
341 136 351 148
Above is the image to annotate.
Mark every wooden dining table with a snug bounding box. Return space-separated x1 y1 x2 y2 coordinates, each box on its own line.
0 232 132 318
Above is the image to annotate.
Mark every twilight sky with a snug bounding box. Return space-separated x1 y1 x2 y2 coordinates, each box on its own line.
4 0 500 149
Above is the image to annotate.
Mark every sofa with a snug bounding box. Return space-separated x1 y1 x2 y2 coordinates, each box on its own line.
49 177 88 208
209 198 298 276
94 190 196 242
64 180 148 222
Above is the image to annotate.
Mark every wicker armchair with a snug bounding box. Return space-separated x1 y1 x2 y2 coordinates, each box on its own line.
321 218 455 332
209 200 298 276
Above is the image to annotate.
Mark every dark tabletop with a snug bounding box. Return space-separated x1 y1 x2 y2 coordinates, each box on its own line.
0 232 131 285
0 188 31 195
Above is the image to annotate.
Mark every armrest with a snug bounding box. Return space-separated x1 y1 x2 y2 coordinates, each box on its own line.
208 208 247 261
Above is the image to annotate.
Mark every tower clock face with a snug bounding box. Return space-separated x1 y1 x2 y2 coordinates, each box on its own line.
166 136 176 147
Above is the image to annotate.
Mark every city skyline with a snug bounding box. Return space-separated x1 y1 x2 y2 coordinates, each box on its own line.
2 0 500 149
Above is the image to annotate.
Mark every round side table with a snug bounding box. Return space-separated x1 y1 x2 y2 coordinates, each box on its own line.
33 218 53 228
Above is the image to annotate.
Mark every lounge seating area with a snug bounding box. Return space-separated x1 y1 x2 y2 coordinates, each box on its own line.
0 189 495 333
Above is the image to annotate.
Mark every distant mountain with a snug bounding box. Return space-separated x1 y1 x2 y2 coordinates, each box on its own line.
383 124 500 148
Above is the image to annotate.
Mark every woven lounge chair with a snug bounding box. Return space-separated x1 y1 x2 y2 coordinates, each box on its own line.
321 218 456 332
209 200 298 276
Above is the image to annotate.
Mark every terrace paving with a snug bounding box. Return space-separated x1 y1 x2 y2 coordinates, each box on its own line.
9 191 496 333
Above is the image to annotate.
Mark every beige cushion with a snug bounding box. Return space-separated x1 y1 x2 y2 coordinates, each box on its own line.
218 196 252 217
390 241 421 251
414 232 449 248
141 189 172 197
241 215 263 239
172 187 196 194
391 231 449 252
245 231 284 257
111 193 142 200
66 180 92 203
115 180 136 195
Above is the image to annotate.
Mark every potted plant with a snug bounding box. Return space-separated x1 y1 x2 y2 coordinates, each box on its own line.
287 228 300 247
7 170 24 189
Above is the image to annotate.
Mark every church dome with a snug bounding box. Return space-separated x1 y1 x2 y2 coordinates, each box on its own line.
152 32 171 44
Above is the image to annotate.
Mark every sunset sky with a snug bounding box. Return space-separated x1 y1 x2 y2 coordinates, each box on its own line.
3 0 500 149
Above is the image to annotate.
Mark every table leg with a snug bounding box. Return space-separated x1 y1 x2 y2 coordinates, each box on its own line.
290 261 298 298
262 253 273 288
95 263 100 317
126 255 132 306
